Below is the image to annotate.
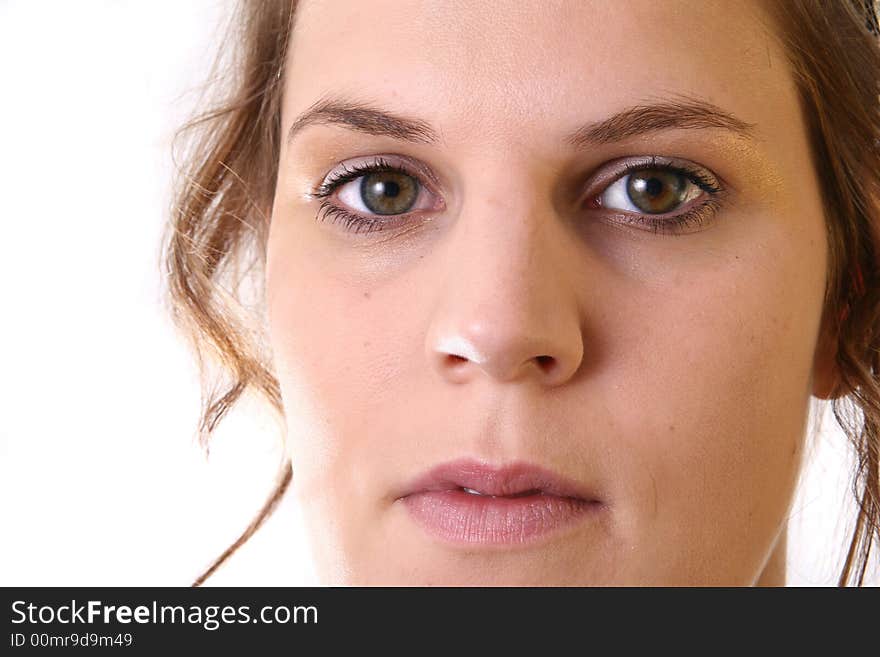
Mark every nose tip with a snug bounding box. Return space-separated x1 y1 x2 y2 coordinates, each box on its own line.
431 323 582 386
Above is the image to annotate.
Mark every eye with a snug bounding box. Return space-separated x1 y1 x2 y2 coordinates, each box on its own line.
339 169 420 216
309 156 440 235
589 157 727 235
600 167 702 214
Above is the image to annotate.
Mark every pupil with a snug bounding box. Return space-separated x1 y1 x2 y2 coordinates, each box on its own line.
644 177 663 197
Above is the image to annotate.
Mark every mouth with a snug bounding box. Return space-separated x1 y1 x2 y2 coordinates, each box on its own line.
397 459 604 546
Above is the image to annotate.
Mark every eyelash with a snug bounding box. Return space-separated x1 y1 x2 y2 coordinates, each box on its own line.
308 155 726 237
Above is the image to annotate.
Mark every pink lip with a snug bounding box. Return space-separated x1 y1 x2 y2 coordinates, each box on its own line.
398 459 603 546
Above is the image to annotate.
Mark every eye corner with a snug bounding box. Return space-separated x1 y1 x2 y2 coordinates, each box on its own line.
582 195 603 211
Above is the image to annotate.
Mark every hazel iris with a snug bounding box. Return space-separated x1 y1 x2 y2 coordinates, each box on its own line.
360 171 419 215
626 169 689 213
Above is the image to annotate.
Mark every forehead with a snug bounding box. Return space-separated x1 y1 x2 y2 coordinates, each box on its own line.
284 0 789 147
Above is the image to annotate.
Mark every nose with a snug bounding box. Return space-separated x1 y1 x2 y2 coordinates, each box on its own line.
425 184 585 387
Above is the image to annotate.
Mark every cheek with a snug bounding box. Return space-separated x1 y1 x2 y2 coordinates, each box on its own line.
265 218 407 501
609 219 826 579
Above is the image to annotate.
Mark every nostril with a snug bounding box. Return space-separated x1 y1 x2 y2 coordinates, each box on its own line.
438 351 559 381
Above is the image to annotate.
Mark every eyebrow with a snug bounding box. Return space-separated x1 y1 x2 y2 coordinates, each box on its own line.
286 93 757 147
288 96 439 145
566 94 757 147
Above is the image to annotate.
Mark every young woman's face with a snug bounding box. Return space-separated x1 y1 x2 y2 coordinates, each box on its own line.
266 0 832 584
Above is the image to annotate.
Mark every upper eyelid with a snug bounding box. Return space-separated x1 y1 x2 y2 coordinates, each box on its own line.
584 156 722 196
319 154 443 193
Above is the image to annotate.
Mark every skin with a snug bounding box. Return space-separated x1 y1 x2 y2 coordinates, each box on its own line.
265 0 835 585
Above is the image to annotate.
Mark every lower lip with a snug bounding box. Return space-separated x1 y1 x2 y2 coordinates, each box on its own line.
402 489 601 545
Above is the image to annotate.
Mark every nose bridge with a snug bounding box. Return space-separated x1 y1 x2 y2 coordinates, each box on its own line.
461 179 560 318
426 167 585 385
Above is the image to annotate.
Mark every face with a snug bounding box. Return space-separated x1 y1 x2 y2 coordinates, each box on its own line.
265 0 831 585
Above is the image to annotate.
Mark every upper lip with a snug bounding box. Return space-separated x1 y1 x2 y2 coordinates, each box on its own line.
397 458 598 500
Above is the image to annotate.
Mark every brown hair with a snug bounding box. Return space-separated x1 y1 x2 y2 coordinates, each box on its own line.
162 0 880 586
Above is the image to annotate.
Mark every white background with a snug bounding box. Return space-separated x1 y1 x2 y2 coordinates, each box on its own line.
0 0 875 586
